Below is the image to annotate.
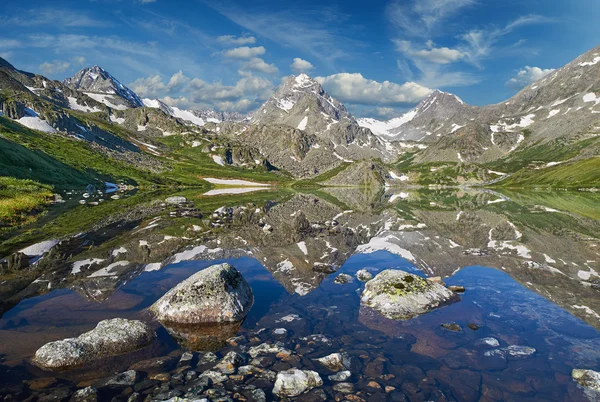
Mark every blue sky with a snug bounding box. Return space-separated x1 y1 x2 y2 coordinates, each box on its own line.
1 0 599 118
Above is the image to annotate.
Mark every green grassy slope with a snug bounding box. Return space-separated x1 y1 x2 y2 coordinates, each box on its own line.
496 157 600 189
0 177 53 235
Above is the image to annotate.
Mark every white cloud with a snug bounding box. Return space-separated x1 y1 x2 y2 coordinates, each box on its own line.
209 4 353 68
387 0 475 38
0 9 107 27
506 66 555 89
223 46 266 59
396 40 465 64
39 60 70 75
217 35 257 45
241 57 278 74
72 56 86 65
315 73 432 106
291 58 314 73
130 71 274 112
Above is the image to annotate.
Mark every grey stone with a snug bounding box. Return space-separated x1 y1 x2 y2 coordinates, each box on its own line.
151 263 254 324
272 368 323 397
361 269 459 320
33 318 155 370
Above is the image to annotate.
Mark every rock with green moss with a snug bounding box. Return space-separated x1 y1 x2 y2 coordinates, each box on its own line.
360 269 459 320
572 369 600 391
150 263 254 324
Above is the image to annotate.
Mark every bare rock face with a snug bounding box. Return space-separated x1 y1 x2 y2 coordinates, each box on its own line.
273 368 323 397
361 269 459 320
150 263 254 324
33 318 155 370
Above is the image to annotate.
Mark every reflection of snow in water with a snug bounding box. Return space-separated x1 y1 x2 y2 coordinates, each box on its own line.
203 187 268 196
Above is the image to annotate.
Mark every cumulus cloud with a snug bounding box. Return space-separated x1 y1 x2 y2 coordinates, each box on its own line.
129 71 273 112
315 73 432 106
217 35 256 45
506 66 555 89
39 60 70 75
396 40 465 64
291 58 314 73
223 46 266 59
241 57 278 74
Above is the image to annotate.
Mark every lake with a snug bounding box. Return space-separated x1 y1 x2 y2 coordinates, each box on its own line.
0 187 599 401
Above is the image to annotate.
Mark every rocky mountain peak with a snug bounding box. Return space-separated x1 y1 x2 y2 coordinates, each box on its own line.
64 66 143 109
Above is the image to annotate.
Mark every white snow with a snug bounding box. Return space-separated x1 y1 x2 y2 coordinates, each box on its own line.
551 98 569 107
546 161 563 167
450 123 464 133
211 155 225 166
357 110 417 137
548 109 560 118
88 261 130 277
17 108 55 133
68 97 101 113
579 56 600 67
109 115 125 124
389 192 409 202
71 258 104 275
457 152 464 162
491 114 535 133
111 247 127 257
203 178 271 186
509 134 524 152
488 170 505 175
171 107 208 126
583 92 600 105
203 187 268 196
20 240 59 257
144 263 163 272
356 235 416 262
297 241 308 255
333 152 352 162
84 93 128 110
137 124 147 131
573 305 600 320
389 171 409 181
277 98 295 112
297 116 308 130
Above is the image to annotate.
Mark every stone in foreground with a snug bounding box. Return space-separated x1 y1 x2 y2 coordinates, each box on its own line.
572 369 600 391
33 318 155 370
273 368 323 397
360 269 459 320
150 263 254 324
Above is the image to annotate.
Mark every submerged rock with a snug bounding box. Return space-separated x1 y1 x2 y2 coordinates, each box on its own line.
572 369 600 391
333 273 353 284
273 368 323 397
360 269 459 320
315 352 346 371
150 263 254 324
33 318 155 370
356 269 374 282
441 323 462 332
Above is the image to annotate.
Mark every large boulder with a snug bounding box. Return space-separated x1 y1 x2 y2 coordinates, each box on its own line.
361 269 459 320
273 368 323 397
572 369 600 391
33 318 155 370
150 263 254 324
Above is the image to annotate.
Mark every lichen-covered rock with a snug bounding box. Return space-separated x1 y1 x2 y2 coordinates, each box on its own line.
33 318 155 370
572 369 600 391
273 368 323 397
150 263 254 324
360 269 459 320
333 273 353 284
356 269 374 282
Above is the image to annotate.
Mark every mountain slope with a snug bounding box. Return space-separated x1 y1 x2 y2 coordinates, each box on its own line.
64 66 144 109
366 45 600 169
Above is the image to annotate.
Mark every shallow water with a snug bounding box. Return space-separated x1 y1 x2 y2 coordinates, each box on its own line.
0 188 599 401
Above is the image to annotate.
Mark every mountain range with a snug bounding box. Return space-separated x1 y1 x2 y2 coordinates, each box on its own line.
1 44 600 189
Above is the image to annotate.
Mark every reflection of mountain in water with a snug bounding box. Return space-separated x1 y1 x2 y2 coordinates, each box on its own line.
1 189 599 329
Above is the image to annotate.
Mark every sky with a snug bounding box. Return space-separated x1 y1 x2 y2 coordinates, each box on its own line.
0 0 599 119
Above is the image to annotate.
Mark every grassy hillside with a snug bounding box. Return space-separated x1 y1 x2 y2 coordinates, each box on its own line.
0 117 158 188
0 177 53 235
496 157 600 189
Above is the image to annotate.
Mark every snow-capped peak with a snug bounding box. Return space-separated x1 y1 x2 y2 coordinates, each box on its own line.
64 66 144 108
